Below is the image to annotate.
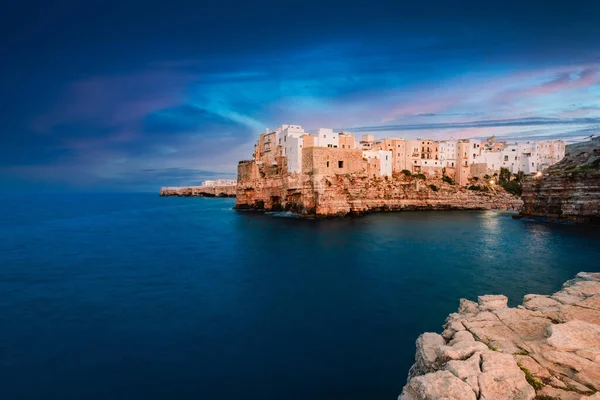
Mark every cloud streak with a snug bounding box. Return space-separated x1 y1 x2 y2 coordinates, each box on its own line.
346 117 600 132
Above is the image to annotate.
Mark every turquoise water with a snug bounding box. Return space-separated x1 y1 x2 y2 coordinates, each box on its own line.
1 193 599 399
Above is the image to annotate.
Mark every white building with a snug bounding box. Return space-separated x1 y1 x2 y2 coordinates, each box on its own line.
202 179 237 187
467 139 482 164
315 128 339 148
475 140 566 175
279 125 306 173
362 150 393 177
476 150 504 172
438 140 457 167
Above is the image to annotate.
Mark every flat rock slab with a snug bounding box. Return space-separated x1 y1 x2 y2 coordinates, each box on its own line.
399 272 600 400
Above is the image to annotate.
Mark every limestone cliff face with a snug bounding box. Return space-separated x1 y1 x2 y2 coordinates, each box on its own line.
235 160 522 216
159 186 236 197
400 272 600 400
519 137 600 225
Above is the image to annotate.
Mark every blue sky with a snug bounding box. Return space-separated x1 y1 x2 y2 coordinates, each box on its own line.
1 0 600 191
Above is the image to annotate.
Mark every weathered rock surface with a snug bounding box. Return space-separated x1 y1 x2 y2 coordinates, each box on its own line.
399 272 600 400
518 137 600 225
235 160 522 216
159 185 236 197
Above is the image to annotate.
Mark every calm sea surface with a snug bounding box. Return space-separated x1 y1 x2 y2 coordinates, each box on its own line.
1 193 599 399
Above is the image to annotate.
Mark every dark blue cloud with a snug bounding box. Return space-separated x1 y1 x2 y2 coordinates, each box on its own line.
2 0 600 190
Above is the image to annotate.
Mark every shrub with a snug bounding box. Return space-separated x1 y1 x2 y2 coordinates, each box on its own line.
518 363 543 390
468 185 481 191
413 173 427 180
401 169 412 176
429 184 439 192
514 171 524 182
499 168 511 184
502 180 523 196
442 175 455 185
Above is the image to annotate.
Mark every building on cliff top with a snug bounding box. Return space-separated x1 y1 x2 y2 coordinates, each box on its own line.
249 124 567 184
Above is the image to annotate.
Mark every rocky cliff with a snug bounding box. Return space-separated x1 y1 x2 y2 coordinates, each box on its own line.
519 137 600 224
159 186 236 197
400 272 600 400
235 167 522 217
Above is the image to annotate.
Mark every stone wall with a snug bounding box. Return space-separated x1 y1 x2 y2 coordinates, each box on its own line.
159 185 236 197
518 137 600 225
399 272 600 400
302 147 365 176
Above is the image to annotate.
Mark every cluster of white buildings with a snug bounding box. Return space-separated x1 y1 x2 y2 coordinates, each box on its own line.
253 125 566 182
202 179 237 187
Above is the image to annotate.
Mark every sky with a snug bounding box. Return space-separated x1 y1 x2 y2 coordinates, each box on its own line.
2 0 600 191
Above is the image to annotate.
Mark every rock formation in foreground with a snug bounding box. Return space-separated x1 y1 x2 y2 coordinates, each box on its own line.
159 186 236 197
400 272 600 400
518 137 600 225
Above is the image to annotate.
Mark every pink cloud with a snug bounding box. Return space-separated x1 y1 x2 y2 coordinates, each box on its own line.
494 67 600 105
382 96 461 122
30 69 198 134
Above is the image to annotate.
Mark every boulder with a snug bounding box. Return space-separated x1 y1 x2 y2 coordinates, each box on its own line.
409 333 445 377
478 352 536 400
546 319 600 352
458 299 479 314
477 295 508 311
437 340 489 361
400 371 477 400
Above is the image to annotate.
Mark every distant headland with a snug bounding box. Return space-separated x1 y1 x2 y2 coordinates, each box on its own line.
160 180 236 197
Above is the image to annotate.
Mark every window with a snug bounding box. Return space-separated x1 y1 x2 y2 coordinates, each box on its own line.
338 161 344 168
504 155 508 161
326 161 330 167
385 155 388 160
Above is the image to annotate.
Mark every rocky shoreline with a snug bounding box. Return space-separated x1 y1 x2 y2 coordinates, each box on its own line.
400 272 600 400
159 186 236 197
235 172 523 217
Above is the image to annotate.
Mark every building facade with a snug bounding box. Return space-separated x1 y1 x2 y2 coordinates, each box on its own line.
251 125 566 180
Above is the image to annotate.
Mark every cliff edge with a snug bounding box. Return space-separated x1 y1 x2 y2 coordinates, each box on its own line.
236 157 522 217
518 137 600 224
399 272 600 400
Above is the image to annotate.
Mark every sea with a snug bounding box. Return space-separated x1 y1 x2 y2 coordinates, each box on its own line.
1 193 599 399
